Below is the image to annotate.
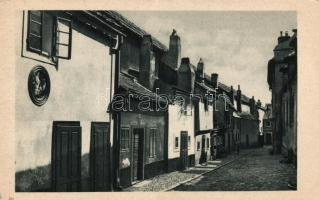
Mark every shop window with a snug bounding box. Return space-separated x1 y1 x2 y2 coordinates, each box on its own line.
120 128 130 151
27 11 72 59
149 128 156 158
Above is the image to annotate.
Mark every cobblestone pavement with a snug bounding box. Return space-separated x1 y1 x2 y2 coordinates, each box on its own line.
123 149 252 192
172 146 297 191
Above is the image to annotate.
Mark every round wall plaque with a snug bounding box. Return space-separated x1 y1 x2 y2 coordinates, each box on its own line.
28 66 51 106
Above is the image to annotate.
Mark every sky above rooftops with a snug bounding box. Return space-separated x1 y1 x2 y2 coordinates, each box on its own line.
119 11 296 105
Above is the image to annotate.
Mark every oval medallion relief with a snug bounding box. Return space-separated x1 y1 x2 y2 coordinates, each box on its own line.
28 66 51 106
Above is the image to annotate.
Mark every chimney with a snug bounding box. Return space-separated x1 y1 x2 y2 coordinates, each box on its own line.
236 85 242 112
250 96 256 115
139 34 154 89
162 29 181 69
278 30 291 44
256 99 261 108
229 85 234 104
178 57 195 93
181 57 189 65
197 58 204 82
211 73 218 89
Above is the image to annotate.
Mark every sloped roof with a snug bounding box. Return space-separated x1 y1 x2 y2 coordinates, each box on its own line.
237 112 257 120
119 73 155 98
195 81 216 93
100 11 168 51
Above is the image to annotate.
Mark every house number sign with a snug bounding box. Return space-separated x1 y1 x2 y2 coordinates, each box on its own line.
28 66 51 106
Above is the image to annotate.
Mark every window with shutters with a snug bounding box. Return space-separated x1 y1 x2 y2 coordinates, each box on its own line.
120 128 130 151
149 128 156 158
27 11 72 59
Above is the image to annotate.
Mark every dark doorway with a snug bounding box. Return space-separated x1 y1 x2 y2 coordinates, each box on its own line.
132 128 144 182
265 133 272 145
52 121 82 192
199 135 207 164
180 131 188 170
90 122 111 191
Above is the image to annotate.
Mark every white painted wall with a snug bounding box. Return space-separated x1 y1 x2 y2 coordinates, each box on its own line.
168 104 195 159
15 12 113 171
199 102 213 130
242 104 250 113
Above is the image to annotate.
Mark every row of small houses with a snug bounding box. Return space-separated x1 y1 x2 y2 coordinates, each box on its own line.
15 11 265 192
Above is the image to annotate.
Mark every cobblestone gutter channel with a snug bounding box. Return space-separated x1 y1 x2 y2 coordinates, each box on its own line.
122 149 253 192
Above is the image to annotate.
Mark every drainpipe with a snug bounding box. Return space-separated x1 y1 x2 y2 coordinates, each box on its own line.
110 35 123 191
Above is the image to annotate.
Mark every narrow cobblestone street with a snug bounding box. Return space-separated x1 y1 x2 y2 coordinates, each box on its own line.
172 146 296 191
123 149 252 192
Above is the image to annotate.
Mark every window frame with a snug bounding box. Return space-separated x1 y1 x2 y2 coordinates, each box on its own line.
174 136 179 150
265 121 271 127
149 128 157 158
120 127 130 152
27 11 45 55
26 11 72 60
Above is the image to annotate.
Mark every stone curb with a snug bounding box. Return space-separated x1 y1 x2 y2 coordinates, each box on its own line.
162 151 253 192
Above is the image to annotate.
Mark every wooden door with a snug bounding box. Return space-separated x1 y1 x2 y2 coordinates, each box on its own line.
90 122 111 191
199 135 206 164
52 123 82 192
180 131 188 170
132 128 144 182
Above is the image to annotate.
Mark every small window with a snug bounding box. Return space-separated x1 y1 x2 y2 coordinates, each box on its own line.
120 128 130 151
197 140 201 151
149 128 156 158
27 11 53 55
27 11 72 59
265 121 271 127
206 138 210 149
188 136 191 147
175 136 179 149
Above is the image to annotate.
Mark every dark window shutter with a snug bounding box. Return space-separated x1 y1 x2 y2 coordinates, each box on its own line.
27 11 43 53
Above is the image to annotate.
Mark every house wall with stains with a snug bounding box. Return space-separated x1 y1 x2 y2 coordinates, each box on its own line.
15 11 114 191
119 111 166 187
